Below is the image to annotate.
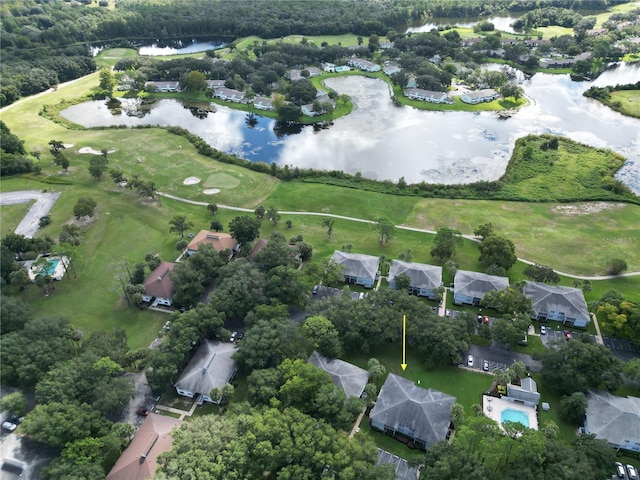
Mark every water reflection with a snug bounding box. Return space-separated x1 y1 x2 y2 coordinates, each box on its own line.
60 63 640 193
139 39 226 56
406 15 523 34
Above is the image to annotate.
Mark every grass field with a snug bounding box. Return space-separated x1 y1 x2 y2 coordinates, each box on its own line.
1 52 639 349
609 90 640 118
0 203 33 238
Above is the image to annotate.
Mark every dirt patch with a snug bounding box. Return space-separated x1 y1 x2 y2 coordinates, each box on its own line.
66 214 98 228
203 188 221 195
183 176 201 185
551 202 626 216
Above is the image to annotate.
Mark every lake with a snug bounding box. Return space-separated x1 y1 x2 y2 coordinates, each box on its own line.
406 15 523 34
60 63 640 194
138 39 226 56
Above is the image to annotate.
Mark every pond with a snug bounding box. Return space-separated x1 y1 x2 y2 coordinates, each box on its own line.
138 39 227 56
406 15 523 34
60 63 640 194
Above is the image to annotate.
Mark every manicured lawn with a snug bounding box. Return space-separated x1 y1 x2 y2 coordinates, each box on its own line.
0 203 33 238
609 90 640 118
532 373 579 445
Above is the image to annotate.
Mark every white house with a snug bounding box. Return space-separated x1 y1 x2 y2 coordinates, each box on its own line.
383 62 401 76
253 96 274 110
146 81 181 92
347 57 381 72
213 87 245 103
404 88 452 104
460 89 499 104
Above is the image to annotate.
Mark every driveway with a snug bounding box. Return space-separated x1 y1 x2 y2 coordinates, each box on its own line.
119 372 157 428
0 190 62 238
467 344 543 373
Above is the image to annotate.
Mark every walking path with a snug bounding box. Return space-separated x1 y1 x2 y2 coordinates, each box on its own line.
591 312 604 345
157 191 640 281
349 405 367 439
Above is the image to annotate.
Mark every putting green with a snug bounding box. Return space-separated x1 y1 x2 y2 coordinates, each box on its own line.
204 173 241 189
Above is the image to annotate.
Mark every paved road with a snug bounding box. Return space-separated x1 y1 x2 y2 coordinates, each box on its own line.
467 344 543 373
0 190 62 238
158 192 640 280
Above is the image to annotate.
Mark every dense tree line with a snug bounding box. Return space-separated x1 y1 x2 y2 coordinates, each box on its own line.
0 121 39 176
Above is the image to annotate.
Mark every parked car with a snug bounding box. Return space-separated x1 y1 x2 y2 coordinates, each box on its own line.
136 408 150 416
483 360 489 371
627 465 637 480
237 332 244 340
312 285 319 294
477 314 483 323
467 355 474 367
540 325 546 335
230 331 238 342
616 462 626 478
483 315 490 324
563 330 572 341
445 309 451 317
1 421 17 432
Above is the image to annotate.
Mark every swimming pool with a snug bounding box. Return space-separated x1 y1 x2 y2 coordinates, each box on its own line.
501 408 530 428
42 258 60 276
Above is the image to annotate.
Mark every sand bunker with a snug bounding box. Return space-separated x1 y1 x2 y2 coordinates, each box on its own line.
78 147 117 155
203 188 220 195
183 177 201 185
551 202 625 216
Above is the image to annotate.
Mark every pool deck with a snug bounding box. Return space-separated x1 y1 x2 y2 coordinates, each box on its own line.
482 394 539 431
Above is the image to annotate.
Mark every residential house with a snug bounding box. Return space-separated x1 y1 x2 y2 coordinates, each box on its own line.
403 88 452 104
174 340 238 404
146 81 181 92
105 413 182 480
584 391 640 453
253 96 274 111
460 37 483 47
524 39 550 48
308 351 369 398
587 28 609 36
206 79 226 89
523 281 590 327
142 261 177 307
460 88 499 104
452 270 509 306
322 62 336 72
376 449 420 480
330 251 379 288
388 260 442 299
186 230 239 257
369 373 456 450
379 41 394 49
405 75 417 88
347 57 381 72
383 62 401 76
213 87 245 103
500 38 519 46
506 376 540 406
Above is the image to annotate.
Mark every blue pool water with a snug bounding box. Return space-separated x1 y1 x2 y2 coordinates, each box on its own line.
501 408 529 428
42 259 60 276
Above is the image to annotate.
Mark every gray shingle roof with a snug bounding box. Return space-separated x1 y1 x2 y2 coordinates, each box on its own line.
308 351 369 398
370 373 456 448
523 281 589 321
376 449 420 480
454 270 509 299
330 251 379 280
586 391 640 448
174 340 237 396
388 260 442 290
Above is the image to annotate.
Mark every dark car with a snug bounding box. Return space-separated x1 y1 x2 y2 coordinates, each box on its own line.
564 330 572 341
136 408 150 416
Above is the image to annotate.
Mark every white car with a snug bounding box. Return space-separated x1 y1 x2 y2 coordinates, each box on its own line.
616 462 626 478
467 355 474 367
1 421 17 432
627 465 638 480
540 325 546 335
230 331 238 342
